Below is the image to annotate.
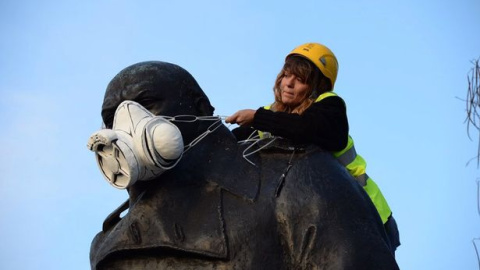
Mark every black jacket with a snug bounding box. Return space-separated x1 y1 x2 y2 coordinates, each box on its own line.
232 96 349 152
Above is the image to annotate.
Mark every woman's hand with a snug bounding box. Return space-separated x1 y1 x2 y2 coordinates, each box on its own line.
226 109 256 126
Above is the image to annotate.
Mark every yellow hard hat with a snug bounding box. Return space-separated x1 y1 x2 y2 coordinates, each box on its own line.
287 43 339 88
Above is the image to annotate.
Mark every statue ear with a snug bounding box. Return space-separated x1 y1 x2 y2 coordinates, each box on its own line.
195 96 215 116
183 80 215 116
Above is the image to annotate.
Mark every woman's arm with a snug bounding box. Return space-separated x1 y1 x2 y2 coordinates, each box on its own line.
252 96 349 151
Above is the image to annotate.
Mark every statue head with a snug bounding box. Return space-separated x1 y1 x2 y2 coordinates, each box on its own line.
101 61 215 128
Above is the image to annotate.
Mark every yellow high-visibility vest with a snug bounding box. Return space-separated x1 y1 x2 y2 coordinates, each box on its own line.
317 92 392 223
261 92 392 223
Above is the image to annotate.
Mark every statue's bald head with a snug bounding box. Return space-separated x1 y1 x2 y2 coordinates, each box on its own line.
101 61 215 128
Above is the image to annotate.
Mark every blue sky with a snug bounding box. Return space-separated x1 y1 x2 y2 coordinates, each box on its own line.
1 0 479 269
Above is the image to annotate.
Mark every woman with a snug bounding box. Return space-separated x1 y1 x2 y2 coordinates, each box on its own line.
226 43 347 151
226 42 400 254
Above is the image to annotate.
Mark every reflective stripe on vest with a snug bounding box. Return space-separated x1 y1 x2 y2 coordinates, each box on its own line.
334 139 368 186
336 142 356 166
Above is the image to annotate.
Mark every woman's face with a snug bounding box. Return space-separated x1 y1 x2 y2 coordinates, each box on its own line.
280 71 310 107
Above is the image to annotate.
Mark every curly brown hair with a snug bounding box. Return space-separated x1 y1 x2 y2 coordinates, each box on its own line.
271 56 332 114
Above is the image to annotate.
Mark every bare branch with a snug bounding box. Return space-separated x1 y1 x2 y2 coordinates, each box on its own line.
465 58 480 167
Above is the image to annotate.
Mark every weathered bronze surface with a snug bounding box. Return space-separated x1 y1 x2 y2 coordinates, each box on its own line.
90 61 399 270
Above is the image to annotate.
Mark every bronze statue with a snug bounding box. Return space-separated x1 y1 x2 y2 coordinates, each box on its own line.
88 61 399 270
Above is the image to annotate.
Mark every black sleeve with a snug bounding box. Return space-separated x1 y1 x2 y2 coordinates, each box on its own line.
252 96 349 151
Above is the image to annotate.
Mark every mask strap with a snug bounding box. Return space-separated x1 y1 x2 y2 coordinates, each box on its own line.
168 115 226 153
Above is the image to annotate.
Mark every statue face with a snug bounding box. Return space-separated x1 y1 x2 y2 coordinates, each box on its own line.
101 61 214 128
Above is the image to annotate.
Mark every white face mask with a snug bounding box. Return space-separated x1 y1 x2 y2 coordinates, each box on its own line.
87 100 184 189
